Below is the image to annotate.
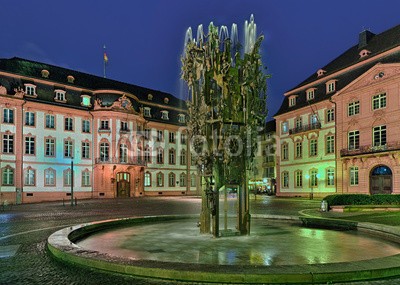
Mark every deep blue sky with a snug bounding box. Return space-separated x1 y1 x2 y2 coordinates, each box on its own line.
2 0 400 119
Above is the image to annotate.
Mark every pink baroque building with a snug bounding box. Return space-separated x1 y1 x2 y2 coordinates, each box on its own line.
275 25 400 197
0 57 196 204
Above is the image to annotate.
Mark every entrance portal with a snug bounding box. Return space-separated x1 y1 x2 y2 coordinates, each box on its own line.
116 172 130 198
370 165 392 195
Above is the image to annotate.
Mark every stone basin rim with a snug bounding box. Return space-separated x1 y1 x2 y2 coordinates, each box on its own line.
47 214 400 284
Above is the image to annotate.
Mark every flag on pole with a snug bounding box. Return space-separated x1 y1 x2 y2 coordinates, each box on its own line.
103 45 109 64
103 45 108 78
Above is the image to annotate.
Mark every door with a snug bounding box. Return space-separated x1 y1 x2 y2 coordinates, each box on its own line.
370 166 392 195
116 172 130 198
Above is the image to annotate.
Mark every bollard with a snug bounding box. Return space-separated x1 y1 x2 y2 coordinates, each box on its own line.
321 200 328 212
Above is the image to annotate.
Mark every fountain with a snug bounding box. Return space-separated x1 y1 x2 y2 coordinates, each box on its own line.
47 16 400 284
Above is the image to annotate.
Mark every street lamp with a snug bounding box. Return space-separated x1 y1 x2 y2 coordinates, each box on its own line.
70 156 74 206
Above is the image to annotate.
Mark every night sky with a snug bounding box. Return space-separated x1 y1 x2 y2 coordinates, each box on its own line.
2 0 400 119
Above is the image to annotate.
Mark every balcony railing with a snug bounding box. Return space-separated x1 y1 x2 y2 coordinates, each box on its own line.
340 142 400 157
289 122 321 135
95 157 146 166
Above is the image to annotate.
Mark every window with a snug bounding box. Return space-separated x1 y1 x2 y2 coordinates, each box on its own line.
156 172 164 187
25 137 35 155
289 96 296 107
310 114 318 126
169 132 175 143
81 95 91 107
295 141 302 158
24 168 35 186
310 169 318 187
82 120 90 133
348 130 360 150
326 81 336 93
348 101 360 116
157 148 164 164
82 142 90 159
326 135 335 154
24 84 36 96
44 168 55 186
161 110 169 120
46 114 55 129
372 93 386 110
100 120 109 130
181 134 187 145
178 114 186 123
373 125 386 147
100 142 109 161
157 130 163 142
25 112 35 126
191 173 196 187
309 139 317 157
3 134 14 153
82 170 91 186
350 167 359 186
144 147 151 163
295 117 302 129
3 109 14 124
295 170 302 187
281 122 288 134
119 144 128 163
144 172 151 187
327 168 335 186
306 89 315 101
120 121 128 131
168 173 176 187
54 90 66 102
169 149 175 164
64 169 72 186
144 107 151 117
65 117 73 131
45 138 55 156
282 172 289 188
327 109 335 122
64 140 73 158
179 173 186 187
180 149 187 165
2 167 14 186
144 128 151 140
282 143 288 160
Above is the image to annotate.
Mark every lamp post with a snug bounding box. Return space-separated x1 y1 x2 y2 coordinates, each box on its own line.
70 156 74 206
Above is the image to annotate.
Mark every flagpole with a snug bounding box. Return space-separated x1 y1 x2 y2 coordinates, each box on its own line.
103 45 106 78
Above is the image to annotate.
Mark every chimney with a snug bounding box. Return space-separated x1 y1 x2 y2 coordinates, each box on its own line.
359 30 375 49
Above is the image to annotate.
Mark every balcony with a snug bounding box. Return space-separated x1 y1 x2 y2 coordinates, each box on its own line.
98 127 111 133
340 142 400 157
119 128 130 134
289 122 321 135
95 157 146 166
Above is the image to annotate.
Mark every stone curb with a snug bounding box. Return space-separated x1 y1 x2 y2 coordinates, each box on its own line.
47 214 400 284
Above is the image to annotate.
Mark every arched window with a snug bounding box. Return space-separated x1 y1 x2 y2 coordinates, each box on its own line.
157 148 164 164
63 168 72 186
190 173 196 187
156 172 164 187
24 167 36 186
144 147 151 163
168 173 176 187
120 143 128 163
144 172 151 187
180 149 187 165
2 166 14 186
169 149 175 165
44 168 56 186
82 169 91 186
100 142 109 162
179 173 186 187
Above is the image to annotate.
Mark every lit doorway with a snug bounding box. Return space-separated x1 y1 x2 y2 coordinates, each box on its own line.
116 172 130 197
370 165 392 195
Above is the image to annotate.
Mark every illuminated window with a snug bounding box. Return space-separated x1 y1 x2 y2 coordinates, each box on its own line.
144 172 151 187
156 172 164 187
327 168 335 186
2 166 14 186
81 95 91 107
281 122 288 134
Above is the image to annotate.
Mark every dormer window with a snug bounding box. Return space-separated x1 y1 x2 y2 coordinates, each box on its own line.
41 70 49 78
359 49 371 58
178 114 186 123
164 97 169 104
54 89 66 102
148 94 153 100
24 84 37 97
161 110 169 120
288 95 297 107
326 80 337 94
306 88 315 101
67 75 75 83
144 107 151 117
81 95 91 107
317 69 326 77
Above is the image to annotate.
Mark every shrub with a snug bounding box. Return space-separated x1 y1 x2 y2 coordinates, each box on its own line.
323 194 400 207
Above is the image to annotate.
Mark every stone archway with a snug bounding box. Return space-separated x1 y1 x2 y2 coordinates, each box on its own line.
370 165 392 195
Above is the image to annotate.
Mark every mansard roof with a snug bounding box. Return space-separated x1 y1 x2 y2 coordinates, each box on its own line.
275 24 400 117
0 57 187 125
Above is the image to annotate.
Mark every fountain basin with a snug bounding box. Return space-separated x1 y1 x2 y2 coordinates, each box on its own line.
47 215 400 284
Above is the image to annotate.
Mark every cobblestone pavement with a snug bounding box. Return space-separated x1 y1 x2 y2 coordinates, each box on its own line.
0 196 399 285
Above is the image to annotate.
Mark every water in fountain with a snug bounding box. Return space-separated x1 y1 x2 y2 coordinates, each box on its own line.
244 14 256 54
